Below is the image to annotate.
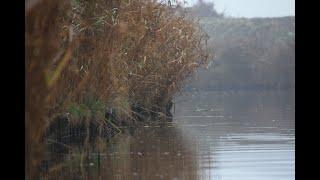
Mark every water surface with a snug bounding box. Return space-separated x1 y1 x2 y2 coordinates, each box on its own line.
174 90 295 180
44 90 295 180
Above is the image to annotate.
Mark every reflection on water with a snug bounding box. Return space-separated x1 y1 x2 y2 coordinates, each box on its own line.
175 90 295 180
42 90 295 180
102 127 199 180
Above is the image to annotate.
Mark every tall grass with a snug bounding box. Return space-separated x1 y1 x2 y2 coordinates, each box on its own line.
26 0 209 178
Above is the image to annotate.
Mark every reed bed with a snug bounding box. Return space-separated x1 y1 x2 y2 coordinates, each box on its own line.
26 0 210 178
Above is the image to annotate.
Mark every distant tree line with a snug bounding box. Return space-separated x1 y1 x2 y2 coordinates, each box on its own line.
185 3 295 90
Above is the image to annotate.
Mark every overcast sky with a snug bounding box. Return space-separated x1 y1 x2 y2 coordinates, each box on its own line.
181 0 295 18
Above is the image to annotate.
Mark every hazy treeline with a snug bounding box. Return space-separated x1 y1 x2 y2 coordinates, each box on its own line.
186 1 295 90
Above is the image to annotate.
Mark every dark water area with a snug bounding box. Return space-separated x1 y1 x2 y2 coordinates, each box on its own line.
43 90 295 180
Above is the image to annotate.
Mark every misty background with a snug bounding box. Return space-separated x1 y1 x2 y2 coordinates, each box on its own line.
178 0 295 18
179 0 295 91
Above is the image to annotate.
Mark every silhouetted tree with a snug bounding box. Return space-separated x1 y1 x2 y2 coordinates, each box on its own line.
189 0 220 17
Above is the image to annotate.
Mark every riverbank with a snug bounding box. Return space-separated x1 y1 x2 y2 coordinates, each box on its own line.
40 90 295 179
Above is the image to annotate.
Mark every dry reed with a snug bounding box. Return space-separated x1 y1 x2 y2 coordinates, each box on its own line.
26 0 210 178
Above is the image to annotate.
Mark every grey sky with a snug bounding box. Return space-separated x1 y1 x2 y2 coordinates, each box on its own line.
182 0 295 18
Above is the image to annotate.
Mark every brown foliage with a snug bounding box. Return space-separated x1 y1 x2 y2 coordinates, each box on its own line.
26 0 71 178
26 0 209 178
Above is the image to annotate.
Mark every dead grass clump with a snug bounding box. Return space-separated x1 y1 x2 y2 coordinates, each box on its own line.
26 0 210 178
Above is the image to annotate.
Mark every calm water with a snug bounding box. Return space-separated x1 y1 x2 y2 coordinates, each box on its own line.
44 90 295 180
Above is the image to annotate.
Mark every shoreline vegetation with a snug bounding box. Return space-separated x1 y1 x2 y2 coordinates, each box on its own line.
26 0 209 178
